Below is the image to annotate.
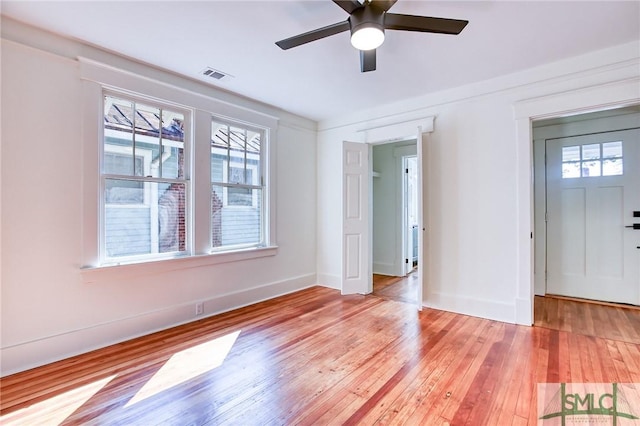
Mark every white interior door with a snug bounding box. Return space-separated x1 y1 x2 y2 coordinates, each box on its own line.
416 130 425 309
342 141 370 294
403 156 418 276
546 128 640 305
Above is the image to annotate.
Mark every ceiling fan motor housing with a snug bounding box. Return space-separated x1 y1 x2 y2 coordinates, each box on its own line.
349 5 386 47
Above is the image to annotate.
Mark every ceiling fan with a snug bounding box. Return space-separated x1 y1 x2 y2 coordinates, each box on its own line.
275 0 468 73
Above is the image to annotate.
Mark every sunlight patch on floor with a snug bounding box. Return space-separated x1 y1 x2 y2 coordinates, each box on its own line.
0 375 116 425
125 330 241 407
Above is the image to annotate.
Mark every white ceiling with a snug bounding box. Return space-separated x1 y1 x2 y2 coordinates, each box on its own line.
2 1 639 122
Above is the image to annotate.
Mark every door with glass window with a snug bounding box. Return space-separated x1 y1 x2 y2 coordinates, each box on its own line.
546 129 640 305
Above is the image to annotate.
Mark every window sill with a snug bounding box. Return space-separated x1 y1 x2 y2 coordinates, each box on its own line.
80 246 278 284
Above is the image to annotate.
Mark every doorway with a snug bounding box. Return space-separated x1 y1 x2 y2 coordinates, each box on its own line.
371 141 419 304
404 155 419 274
533 106 640 305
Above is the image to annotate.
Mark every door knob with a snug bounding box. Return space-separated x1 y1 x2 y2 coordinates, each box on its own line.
625 224 640 229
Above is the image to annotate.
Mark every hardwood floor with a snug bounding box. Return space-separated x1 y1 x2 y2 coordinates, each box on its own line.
1 288 639 425
534 295 640 344
372 272 418 305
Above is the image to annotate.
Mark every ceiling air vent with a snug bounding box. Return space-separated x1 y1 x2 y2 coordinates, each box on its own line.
201 67 232 81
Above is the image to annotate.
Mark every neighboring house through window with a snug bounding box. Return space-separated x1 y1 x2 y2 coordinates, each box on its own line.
210 119 265 249
102 94 188 263
96 88 274 268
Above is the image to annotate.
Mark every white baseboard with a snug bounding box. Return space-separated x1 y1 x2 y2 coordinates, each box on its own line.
317 273 341 290
372 262 401 277
0 273 316 377
423 291 516 324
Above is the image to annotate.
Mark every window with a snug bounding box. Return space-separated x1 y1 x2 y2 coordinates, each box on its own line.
210 119 265 250
562 141 623 179
81 59 278 271
102 94 189 262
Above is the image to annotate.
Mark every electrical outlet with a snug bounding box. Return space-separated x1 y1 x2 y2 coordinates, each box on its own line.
195 302 204 316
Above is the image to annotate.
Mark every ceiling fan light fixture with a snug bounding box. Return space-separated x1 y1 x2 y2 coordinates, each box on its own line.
350 25 385 50
349 5 386 51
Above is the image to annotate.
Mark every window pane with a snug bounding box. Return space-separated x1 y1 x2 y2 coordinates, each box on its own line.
602 141 622 159
581 144 600 160
603 158 623 176
157 183 187 253
229 162 245 184
105 179 186 258
105 175 144 204
211 185 262 248
562 161 581 179
161 110 185 179
136 104 161 177
211 119 265 251
104 96 135 175
211 120 262 184
581 160 601 177
228 187 253 206
247 129 261 181
562 146 580 162
211 122 231 164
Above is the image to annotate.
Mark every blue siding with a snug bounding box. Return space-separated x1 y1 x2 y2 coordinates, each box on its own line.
221 208 261 246
105 207 151 257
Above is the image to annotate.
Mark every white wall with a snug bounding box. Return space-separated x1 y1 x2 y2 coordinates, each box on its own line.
317 40 640 324
0 20 317 376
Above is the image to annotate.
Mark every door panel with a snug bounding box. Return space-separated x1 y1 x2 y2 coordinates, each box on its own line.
597 186 624 278
546 128 640 305
345 234 361 280
342 141 370 294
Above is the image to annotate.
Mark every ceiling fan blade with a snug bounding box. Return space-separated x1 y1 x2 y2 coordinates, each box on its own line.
385 13 468 35
371 0 398 12
333 0 363 14
360 49 376 72
276 21 350 50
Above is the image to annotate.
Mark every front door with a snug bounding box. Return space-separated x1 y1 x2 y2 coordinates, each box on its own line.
546 128 640 304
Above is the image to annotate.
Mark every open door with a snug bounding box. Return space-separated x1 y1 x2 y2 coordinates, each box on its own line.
416 129 425 310
342 141 371 294
403 156 418 276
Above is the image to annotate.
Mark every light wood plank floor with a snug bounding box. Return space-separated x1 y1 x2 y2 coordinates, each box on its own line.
1 287 639 425
372 272 419 305
534 295 640 344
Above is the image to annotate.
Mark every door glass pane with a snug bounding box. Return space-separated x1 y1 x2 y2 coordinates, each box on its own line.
581 144 600 160
581 160 601 177
562 161 581 179
602 141 622 159
602 137 623 176
562 146 580 162
603 158 623 176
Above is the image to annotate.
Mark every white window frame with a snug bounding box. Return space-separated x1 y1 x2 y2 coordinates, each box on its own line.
79 58 278 280
210 117 268 251
100 90 192 265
